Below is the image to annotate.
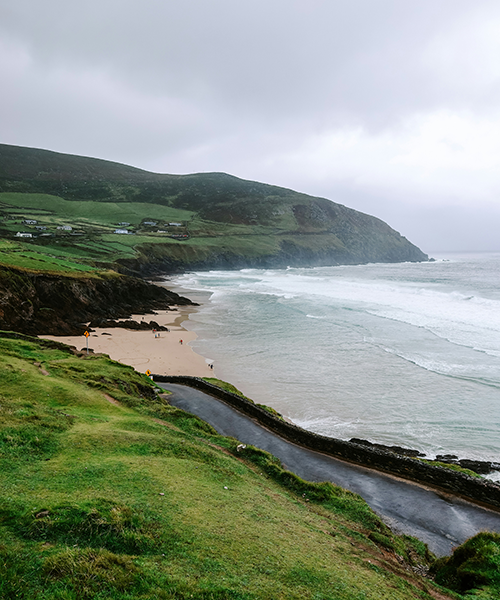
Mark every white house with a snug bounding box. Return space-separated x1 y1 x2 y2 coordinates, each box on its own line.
57 225 72 231
114 229 129 234
16 232 33 238
24 219 37 225
168 222 182 226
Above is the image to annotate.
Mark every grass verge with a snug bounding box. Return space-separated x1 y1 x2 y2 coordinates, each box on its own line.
0 333 471 599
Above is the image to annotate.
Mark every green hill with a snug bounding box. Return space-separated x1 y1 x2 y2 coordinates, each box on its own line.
0 144 427 276
10 146 498 599
1 332 464 600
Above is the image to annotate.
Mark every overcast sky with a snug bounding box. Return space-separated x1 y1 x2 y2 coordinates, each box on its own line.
2 1 500 253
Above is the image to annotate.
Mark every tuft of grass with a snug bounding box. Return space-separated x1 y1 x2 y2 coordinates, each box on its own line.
431 532 500 597
0 425 60 459
414 458 483 478
43 547 140 599
203 378 254 402
2 498 160 554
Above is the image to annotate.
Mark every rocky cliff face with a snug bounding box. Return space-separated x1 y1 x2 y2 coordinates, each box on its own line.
0 267 194 336
120 232 427 277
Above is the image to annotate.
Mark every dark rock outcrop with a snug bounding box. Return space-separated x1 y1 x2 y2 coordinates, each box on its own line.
88 318 170 331
435 455 500 476
349 438 426 458
0 266 194 336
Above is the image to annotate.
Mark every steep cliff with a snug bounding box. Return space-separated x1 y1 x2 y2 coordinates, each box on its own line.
0 266 193 335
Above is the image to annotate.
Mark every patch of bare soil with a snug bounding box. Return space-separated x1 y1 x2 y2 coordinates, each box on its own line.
152 417 180 431
33 361 50 376
103 394 121 407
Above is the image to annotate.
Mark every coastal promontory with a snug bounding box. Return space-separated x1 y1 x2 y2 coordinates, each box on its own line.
0 143 427 277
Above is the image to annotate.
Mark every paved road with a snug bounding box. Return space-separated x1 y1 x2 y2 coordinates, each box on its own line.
159 382 500 556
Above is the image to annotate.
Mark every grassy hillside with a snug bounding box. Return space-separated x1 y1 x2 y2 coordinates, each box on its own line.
0 332 465 600
0 144 428 276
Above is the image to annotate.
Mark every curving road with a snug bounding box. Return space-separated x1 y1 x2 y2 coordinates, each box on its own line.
159 382 500 557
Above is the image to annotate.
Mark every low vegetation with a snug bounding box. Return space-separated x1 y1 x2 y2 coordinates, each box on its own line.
0 143 428 277
202 377 254 401
0 332 470 599
413 458 483 479
203 377 286 420
431 533 500 599
0 190 336 275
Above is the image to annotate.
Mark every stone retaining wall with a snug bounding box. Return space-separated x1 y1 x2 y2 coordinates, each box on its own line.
154 375 500 511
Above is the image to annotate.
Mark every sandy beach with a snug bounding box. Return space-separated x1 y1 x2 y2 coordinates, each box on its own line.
40 305 214 378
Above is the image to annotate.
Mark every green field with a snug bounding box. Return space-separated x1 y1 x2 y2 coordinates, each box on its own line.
0 192 298 274
0 192 195 227
0 239 100 275
0 333 472 600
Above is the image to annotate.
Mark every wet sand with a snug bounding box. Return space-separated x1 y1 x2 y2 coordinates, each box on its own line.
40 306 215 378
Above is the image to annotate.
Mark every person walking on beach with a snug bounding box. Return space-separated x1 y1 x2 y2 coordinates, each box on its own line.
179 339 183 345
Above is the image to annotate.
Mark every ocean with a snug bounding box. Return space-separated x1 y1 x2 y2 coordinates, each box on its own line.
167 252 500 480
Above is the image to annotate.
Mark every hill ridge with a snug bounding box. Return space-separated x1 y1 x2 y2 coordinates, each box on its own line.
0 142 428 274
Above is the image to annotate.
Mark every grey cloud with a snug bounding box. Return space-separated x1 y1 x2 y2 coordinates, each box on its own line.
2 0 500 251
4 0 497 124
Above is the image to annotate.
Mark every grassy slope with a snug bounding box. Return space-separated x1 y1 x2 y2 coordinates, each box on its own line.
0 190 346 275
0 191 295 274
0 334 459 600
0 192 200 274
0 143 427 275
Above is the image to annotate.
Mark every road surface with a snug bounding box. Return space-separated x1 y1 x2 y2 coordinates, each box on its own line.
159 382 500 556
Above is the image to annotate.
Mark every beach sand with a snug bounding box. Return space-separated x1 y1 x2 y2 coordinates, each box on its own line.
40 306 214 378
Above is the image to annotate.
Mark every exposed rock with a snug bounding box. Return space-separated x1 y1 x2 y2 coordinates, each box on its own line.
349 438 426 458
88 318 169 331
435 455 500 475
0 266 194 336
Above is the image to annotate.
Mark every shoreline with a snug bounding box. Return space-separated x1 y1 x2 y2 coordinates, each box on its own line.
156 278 500 482
40 304 216 378
41 275 500 483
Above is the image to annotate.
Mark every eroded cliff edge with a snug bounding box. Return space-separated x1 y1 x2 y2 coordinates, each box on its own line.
0 266 193 336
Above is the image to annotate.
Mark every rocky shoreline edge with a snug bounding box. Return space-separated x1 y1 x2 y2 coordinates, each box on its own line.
0 266 196 336
349 438 500 477
2 265 498 508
